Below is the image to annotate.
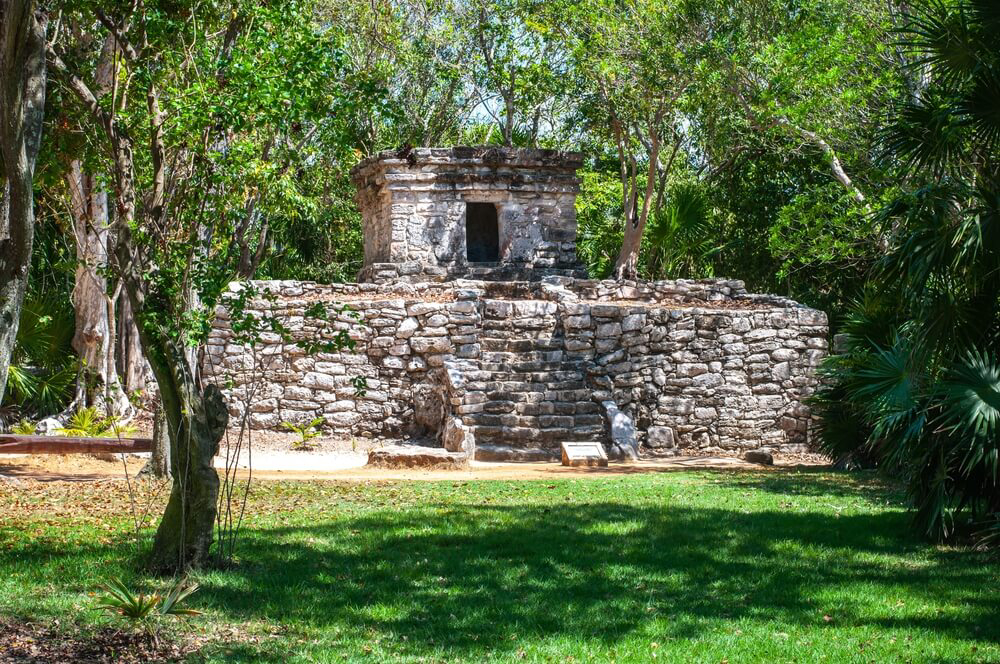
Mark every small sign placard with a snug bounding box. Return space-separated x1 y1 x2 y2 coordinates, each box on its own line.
561 442 608 467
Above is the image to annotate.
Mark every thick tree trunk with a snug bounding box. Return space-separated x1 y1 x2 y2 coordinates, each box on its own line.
0 0 47 405
66 160 129 414
65 36 128 415
146 338 227 571
143 404 170 479
115 236 224 570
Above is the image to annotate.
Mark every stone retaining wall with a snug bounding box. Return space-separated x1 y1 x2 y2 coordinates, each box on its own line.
204 278 828 456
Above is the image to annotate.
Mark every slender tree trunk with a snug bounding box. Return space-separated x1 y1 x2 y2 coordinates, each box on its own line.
503 87 514 147
614 124 661 280
117 293 145 393
780 119 868 206
0 0 47 405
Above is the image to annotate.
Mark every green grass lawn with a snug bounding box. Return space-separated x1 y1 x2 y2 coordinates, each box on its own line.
1 469 997 662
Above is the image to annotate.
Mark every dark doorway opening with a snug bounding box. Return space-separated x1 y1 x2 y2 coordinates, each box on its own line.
465 202 500 262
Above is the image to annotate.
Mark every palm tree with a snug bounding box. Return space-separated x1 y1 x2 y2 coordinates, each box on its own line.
816 0 1000 542
643 181 722 280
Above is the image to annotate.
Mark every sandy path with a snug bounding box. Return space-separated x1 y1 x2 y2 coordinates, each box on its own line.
1 450 821 483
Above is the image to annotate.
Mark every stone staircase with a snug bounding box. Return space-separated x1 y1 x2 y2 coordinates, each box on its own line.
457 299 605 460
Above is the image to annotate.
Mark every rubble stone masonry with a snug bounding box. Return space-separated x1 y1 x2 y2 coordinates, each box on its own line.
204 277 828 459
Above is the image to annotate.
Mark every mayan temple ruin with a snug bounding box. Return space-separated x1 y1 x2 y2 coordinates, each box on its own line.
203 147 829 466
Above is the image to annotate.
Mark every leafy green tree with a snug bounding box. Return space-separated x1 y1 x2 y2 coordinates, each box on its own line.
466 0 567 147
575 166 623 278
540 0 691 279
816 0 1000 542
48 0 353 570
681 0 903 315
322 0 474 152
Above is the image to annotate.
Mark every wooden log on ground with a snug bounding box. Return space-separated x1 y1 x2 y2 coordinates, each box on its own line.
0 435 152 454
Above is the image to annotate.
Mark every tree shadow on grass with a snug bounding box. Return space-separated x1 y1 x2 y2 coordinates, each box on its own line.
718 467 902 500
3 474 995 662
198 499 998 660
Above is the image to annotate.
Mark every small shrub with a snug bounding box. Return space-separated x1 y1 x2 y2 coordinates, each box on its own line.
97 577 201 624
11 419 36 434
282 417 324 450
57 407 137 438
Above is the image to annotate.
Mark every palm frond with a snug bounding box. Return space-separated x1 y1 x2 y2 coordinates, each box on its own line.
899 0 986 82
938 350 1000 476
97 578 160 620
881 93 967 178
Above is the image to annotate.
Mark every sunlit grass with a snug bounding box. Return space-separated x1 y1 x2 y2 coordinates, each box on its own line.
1 470 997 662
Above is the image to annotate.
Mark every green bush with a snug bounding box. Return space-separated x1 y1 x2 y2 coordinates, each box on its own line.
815 0 1000 543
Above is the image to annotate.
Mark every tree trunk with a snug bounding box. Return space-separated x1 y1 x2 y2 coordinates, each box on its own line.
782 120 868 206
614 125 661 280
146 337 228 572
66 160 129 414
117 293 145 393
65 36 128 415
147 404 171 479
0 0 47 405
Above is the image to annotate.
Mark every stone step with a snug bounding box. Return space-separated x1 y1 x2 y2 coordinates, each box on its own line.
464 400 598 415
514 404 602 419
474 444 560 462
480 349 565 363
472 369 586 383
479 338 565 352
482 319 559 331
469 424 605 444
466 414 605 432
479 361 570 373
463 384 591 399
367 445 469 469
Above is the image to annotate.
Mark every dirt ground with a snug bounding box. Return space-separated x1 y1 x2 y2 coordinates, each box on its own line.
0 442 829 483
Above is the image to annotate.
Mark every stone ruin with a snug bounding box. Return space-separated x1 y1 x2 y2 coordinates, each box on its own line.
204 147 829 465
353 147 585 283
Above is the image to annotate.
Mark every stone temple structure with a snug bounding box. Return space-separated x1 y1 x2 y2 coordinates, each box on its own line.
205 147 829 465
353 147 585 283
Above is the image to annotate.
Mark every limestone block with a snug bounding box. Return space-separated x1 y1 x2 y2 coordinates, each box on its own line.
250 398 278 413
368 445 469 469
410 337 452 353
302 372 338 390
744 448 774 465
602 400 639 461
442 416 475 454
646 426 675 448
621 314 645 332
396 317 419 338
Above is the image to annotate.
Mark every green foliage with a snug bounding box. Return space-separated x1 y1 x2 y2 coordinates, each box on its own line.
769 182 889 313
10 419 36 435
643 181 721 280
258 174 364 283
1 294 77 421
816 0 1000 543
575 168 623 278
97 577 201 622
56 407 137 438
282 417 325 450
